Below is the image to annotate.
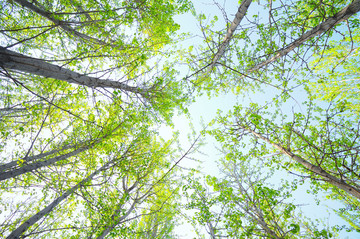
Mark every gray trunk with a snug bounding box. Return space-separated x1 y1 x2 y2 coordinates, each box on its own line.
12 0 118 47
248 129 360 200
0 47 147 96
207 0 252 72
0 145 89 181
247 0 360 73
0 144 78 172
6 161 113 239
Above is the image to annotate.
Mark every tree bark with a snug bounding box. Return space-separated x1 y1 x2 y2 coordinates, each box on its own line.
12 0 118 47
247 0 360 73
0 144 79 172
207 0 252 72
0 107 27 113
0 47 148 95
247 128 360 200
0 119 126 180
6 161 113 239
0 145 90 181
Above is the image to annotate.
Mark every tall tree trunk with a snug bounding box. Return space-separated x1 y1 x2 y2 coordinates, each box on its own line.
207 0 252 72
6 161 114 239
246 128 360 200
0 145 90 181
207 221 217 239
0 47 148 96
0 143 81 172
247 0 360 73
12 0 118 47
0 120 126 180
0 107 27 114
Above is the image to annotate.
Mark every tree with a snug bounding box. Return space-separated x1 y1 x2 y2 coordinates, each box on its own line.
184 0 360 97
6 152 117 239
1 0 193 123
181 0 360 234
183 160 336 238
125 182 180 239
0 0 193 238
210 100 360 231
206 0 252 74
2 127 186 238
2 0 360 237
0 47 150 95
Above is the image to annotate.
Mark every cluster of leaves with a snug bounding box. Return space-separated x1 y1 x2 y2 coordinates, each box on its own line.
182 160 337 238
308 29 360 114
